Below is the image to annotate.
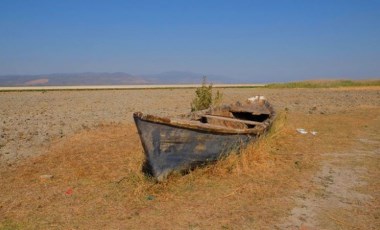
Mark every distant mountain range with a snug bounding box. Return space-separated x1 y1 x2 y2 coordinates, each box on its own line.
0 71 240 86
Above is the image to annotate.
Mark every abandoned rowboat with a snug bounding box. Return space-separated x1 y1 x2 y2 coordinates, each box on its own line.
133 96 275 181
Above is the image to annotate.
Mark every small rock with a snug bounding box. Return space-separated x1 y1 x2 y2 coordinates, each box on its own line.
40 174 54 179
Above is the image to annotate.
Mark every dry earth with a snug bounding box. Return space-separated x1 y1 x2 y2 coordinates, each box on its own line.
1 87 378 167
0 87 379 229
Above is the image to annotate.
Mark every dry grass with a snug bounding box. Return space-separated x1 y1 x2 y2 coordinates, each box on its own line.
1 106 379 229
316 110 380 229
0 112 302 229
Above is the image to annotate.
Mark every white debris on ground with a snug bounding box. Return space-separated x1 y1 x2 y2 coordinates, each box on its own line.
297 128 318 136
296 128 308 134
247 95 266 103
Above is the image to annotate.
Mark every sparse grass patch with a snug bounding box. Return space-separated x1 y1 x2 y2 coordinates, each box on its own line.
0 220 23 230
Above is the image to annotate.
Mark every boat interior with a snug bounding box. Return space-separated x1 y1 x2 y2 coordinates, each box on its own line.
134 98 275 134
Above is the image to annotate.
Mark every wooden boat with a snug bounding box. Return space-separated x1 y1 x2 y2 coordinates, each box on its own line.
133 96 275 181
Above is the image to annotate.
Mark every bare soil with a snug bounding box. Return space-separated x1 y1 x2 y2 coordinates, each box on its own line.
0 87 379 229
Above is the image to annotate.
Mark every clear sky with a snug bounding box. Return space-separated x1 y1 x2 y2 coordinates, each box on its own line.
1 0 379 82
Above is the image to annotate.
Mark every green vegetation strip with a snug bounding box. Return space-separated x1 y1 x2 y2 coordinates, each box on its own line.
265 80 380 88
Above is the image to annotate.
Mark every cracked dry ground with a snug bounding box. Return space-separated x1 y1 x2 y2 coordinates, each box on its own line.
0 87 379 229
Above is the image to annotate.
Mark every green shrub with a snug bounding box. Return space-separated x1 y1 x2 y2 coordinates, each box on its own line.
191 77 223 111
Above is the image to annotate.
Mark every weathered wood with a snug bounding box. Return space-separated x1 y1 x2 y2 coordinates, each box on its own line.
170 118 256 134
201 114 266 127
138 114 264 134
133 97 276 181
203 115 247 129
230 104 271 115
134 116 253 181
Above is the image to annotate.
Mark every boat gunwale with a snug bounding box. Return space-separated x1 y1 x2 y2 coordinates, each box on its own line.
133 111 275 135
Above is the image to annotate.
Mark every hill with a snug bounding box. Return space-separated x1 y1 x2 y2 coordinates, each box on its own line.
0 72 235 86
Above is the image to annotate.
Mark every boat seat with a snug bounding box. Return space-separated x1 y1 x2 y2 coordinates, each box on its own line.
201 114 265 128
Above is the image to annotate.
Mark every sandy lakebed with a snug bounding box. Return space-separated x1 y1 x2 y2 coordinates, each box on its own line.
0 87 379 229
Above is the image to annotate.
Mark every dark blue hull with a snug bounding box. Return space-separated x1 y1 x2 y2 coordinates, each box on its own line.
134 117 253 181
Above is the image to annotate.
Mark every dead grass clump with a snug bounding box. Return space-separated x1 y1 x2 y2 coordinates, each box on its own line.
207 110 291 177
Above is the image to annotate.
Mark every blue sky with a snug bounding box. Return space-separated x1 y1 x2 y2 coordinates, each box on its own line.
0 0 379 82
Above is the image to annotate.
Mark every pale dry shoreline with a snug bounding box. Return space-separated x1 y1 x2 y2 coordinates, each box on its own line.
0 83 266 91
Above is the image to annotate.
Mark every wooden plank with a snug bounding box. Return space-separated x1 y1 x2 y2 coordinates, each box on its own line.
201 114 265 127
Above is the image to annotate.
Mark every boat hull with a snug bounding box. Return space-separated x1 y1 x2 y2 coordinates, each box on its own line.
134 116 254 181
